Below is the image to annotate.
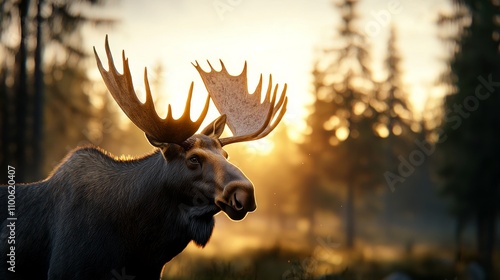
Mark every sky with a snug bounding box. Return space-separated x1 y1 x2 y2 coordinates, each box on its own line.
84 0 452 140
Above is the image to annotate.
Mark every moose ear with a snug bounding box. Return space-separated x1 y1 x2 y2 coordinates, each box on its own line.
200 115 227 139
145 133 185 160
146 134 167 148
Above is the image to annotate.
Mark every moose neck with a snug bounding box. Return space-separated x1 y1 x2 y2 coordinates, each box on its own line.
49 147 216 261
116 149 217 260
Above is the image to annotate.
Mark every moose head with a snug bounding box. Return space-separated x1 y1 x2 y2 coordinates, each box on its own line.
94 36 288 223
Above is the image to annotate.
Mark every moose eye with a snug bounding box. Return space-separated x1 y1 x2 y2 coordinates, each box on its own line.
189 156 201 165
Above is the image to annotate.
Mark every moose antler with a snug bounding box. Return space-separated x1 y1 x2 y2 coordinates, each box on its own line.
193 61 287 146
94 36 210 145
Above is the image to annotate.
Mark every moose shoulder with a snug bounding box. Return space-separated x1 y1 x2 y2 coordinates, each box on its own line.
0 36 287 280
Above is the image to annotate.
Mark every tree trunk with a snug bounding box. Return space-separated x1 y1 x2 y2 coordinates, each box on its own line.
32 0 44 181
0 64 9 178
14 0 31 182
454 215 465 264
305 173 317 245
476 208 496 278
345 179 355 249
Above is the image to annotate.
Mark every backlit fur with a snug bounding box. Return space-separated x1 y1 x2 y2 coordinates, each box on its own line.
0 134 254 280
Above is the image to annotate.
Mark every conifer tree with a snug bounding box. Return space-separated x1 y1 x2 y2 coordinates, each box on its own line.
436 0 500 275
300 0 385 248
0 0 114 182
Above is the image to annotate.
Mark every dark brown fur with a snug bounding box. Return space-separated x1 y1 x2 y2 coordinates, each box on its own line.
0 132 255 280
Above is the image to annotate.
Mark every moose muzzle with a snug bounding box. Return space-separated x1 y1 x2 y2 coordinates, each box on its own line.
215 165 256 221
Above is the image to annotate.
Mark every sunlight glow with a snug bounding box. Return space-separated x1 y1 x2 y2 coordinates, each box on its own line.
335 127 350 141
244 139 274 155
323 115 340 131
84 0 449 154
353 101 367 115
329 136 339 146
375 123 390 138
392 124 403 135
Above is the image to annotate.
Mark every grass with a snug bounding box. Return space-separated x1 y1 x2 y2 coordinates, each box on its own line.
160 244 500 280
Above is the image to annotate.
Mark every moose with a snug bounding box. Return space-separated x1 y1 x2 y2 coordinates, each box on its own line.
0 36 287 280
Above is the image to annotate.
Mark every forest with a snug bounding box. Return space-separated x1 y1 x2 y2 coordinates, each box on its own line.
1 0 499 279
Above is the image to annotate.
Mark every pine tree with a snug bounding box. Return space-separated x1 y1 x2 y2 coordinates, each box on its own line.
300 0 385 249
436 0 500 276
378 25 418 235
381 25 413 140
0 0 114 182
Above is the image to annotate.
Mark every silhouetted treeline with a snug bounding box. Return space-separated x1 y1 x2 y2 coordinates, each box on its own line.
436 0 500 277
0 0 114 183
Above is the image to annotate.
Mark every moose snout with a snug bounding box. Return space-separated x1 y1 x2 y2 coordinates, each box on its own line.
230 185 256 212
216 181 256 221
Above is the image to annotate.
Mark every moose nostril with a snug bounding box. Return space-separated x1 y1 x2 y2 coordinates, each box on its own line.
233 192 243 211
221 182 257 215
